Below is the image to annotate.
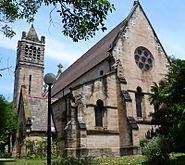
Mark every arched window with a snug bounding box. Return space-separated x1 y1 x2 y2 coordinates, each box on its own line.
135 87 143 117
95 99 104 127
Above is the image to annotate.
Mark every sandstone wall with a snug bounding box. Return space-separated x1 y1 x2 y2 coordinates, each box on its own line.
112 5 168 121
54 60 110 98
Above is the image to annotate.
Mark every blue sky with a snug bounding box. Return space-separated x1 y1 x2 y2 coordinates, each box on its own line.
0 0 185 101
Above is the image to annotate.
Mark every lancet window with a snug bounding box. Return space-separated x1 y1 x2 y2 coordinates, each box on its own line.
135 87 143 117
95 99 104 127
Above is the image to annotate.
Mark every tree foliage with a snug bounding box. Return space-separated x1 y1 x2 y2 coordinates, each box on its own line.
0 0 115 41
0 95 17 146
149 58 185 152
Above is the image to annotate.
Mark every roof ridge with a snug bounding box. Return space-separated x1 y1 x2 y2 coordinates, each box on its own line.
56 17 129 84
61 22 123 73
51 2 141 96
109 1 140 51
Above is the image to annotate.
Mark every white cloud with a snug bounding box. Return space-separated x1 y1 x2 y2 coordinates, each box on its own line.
45 37 82 64
0 34 84 65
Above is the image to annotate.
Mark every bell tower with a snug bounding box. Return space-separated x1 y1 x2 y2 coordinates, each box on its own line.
13 25 45 111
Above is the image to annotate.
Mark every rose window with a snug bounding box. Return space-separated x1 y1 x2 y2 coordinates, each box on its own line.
134 47 154 71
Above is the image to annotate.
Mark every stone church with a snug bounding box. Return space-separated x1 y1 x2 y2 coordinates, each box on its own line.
12 25 55 157
51 1 169 157
12 1 169 158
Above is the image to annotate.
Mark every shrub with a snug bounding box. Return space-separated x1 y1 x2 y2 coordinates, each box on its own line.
141 136 170 165
140 138 150 149
0 152 12 158
26 138 57 159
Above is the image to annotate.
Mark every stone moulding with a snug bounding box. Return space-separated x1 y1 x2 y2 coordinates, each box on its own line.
87 129 119 135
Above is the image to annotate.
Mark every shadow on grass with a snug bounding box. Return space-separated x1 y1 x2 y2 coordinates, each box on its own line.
140 155 185 165
141 162 150 165
170 155 185 165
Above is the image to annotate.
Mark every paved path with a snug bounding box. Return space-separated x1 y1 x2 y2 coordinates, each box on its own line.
0 158 15 161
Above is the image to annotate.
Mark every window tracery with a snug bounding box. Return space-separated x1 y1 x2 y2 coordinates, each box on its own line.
134 47 154 71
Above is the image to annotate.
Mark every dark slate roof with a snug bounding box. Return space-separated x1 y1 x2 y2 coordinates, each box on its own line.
27 24 39 42
28 96 55 132
51 2 140 97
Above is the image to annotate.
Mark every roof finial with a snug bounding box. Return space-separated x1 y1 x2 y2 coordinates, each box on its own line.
134 0 139 6
56 63 63 79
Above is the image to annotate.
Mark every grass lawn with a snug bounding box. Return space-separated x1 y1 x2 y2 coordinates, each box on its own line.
0 159 45 165
97 155 146 165
0 153 185 165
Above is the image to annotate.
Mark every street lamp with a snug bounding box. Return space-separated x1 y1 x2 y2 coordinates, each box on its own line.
44 73 56 165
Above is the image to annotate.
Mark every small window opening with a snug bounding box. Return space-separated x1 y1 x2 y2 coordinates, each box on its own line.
100 70 104 76
37 55 40 60
33 54 36 58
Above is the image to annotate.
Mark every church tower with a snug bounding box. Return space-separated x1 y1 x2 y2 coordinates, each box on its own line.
13 25 45 111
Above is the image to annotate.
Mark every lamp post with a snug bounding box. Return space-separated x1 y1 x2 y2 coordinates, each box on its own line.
44 73 56 165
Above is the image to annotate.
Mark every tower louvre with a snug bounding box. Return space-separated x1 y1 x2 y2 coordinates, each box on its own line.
13 25 45 111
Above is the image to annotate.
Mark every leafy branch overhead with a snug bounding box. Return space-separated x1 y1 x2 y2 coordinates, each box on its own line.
0 0 115 41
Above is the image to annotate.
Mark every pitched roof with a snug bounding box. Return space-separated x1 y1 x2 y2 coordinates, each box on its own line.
18 86 55 132
29 97 48 131
51 2 140 97
28 96 56 131
27 24 39 42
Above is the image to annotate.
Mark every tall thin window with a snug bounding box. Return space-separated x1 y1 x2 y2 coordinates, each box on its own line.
28 75 32 95
135 87 143 117
95 99 104 127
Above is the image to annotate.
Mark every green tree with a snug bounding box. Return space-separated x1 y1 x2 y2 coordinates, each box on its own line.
0 0 115 41
149 58 185 152
0 95 17 151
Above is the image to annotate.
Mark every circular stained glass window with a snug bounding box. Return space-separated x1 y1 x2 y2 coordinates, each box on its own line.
134 47 154 71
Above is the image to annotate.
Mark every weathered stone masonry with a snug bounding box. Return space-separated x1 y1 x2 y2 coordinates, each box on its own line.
51 1 169 157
